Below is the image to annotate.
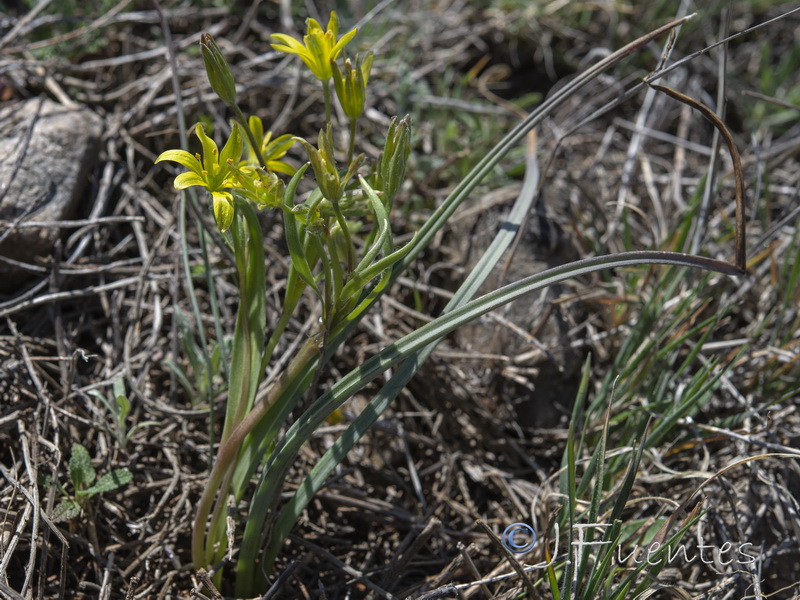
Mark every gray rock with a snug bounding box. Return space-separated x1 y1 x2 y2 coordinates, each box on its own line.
0 98 103 290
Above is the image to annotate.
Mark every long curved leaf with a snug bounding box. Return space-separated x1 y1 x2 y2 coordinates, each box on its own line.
252 250 741 582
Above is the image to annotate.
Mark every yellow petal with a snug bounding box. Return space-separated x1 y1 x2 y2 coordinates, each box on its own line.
306 17 324 34
194 123 219 168
212 192 234 232
156 149 203 173
220 123 243 168
174 171 208 189
326 12 338 37
331 27 358 59
267 160 297 176
270 34 306 54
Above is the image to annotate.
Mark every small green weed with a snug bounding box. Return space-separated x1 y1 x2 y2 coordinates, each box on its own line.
49 443 132 523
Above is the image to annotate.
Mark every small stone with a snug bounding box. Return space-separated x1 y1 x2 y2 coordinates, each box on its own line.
0 98 103 290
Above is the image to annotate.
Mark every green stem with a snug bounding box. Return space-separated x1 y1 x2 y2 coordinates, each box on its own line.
193 202 266 574
232 103 268 169
347 118 357 165
331 201 355 275
325 229 344 305
191 339 320 570
221 207 256 444
322 79 332 126
208 466 236 580
315 235 334 330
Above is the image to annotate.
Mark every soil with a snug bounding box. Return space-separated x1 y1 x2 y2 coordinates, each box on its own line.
0 2 798 599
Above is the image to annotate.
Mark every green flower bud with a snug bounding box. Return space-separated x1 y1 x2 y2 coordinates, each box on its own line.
297 125 355 203
200 33 237 106
252 169 285 207
332 52 373 121
377 115 411 209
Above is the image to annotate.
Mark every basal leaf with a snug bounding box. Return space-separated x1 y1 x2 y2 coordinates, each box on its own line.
69 443 96 490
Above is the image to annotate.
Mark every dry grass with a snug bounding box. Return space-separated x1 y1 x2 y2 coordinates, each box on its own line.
0 1 798 598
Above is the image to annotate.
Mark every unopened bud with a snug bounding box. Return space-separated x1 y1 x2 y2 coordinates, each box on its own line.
378 115 411 208
332 52 373 121
200 33 237 106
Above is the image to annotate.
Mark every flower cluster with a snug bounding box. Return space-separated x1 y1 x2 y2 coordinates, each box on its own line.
157 11 375 233
156 119 294 231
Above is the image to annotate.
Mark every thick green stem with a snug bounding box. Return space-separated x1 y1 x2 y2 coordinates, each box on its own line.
220 216 252 444
191 338 320 571
193 202 266 572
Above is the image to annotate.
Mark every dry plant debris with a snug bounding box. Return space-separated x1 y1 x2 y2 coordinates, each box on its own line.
0 1 798 599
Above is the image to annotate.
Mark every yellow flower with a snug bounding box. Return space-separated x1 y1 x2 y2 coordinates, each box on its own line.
270 12 357 81
243 116 296 175
156 123 242 231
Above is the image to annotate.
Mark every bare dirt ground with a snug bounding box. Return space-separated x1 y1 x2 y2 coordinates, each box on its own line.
1 1 799 599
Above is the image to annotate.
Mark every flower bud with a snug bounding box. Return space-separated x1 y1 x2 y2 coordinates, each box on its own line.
252 169 285 207
377 115 411 208
332 52 373 121
297 128 341 203
200 33 237 106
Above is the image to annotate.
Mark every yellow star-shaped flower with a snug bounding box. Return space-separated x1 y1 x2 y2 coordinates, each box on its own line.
156 123 242 231
270 12 357 81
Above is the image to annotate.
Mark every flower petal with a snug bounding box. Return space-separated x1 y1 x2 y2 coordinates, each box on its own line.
325 12 338 37
212 192 234 232
306 17 324 34
174 171 209 189
194 123 219 170
267 160 297 176
305 34 331 79
156 149 203 173
220 123 243 168
263 134 296 161
249 116 264 146
331 27 358 59
270 34 306 54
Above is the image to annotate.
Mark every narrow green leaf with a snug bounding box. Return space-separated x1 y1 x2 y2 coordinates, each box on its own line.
608 425 649 527
562 413 577 600
250 140 543 591
338 233 416 302
163 358 197 397
256 251 739 586
609 506 702 600
350 177 391 273
113 376 130 423
583 520 623 600
282 164 319 295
